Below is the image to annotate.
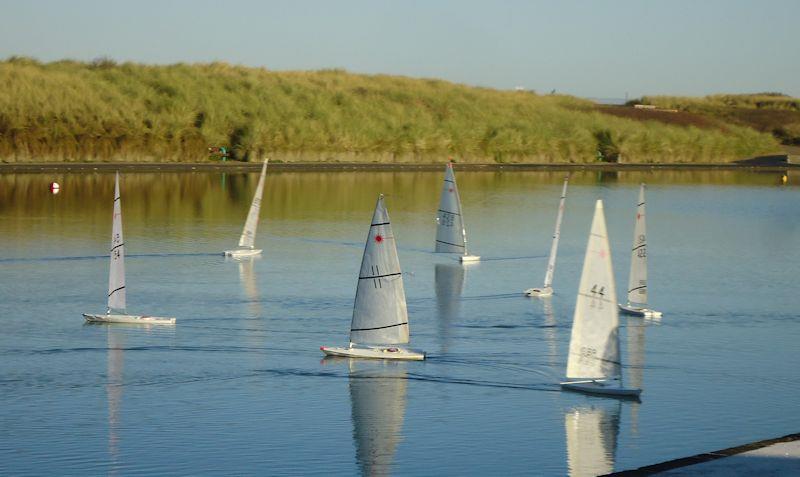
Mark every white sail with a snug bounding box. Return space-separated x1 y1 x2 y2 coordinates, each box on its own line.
237 158 269 249
543 177 569 289
349 360 407 477
350 195 410 345
627 184 648 306
435 163 468 254
564 403 621 477
107 172 126 313
565 200 621 381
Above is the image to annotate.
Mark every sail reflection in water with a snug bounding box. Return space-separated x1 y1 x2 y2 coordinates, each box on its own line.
540 298 558 369
626 317 647 434
349 360 408 477
434 263 465 354
106 327 124 474
237 257 262 319
564 401 621 477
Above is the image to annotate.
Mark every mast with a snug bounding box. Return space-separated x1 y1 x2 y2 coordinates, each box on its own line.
543 176 569 289
350 195 410 345
565 200 621 382
107 172 126 314
238 158 269 249
627 184 648 306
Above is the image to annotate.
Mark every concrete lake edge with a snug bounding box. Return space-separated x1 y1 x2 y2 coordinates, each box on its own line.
607 432 800 476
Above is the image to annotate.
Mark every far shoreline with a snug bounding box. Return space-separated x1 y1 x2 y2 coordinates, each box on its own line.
1 161 797 173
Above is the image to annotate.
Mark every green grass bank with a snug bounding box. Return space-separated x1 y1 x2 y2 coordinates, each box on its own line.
0 57 785 164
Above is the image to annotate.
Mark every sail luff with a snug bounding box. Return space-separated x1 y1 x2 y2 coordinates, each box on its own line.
627 184 648 306
107 172 126 313
435 163 467 253
452 167 470 256
565 200 621 380
350 195 410 345
543 177 569 288
238 158 269 248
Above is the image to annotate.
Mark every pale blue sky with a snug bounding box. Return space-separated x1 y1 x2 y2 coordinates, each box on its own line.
2 0 798 98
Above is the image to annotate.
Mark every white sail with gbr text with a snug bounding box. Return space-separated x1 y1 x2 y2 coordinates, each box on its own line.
350 195 410 345
238 158 269 249
627 184 648 306
107 172 126 313
435 163 468 253
565 200 621 381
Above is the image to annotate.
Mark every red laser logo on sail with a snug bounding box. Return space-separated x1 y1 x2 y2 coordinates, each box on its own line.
375 234 383 243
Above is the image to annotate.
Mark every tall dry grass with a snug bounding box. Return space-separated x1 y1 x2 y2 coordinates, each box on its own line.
0 57 781 163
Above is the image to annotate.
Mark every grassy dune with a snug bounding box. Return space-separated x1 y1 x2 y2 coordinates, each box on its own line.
640 93 800 146
0 57 782 164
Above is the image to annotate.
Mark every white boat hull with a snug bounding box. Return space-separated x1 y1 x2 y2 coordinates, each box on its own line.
618 303 662 318
560 380 641 398
524 286 553 297
459 254 481 263
320 345 425 361
224 248 262 258
83 313 176 325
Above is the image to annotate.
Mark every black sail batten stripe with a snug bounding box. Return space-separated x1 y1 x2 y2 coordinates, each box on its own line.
114 197 121 202
110 243 124 252
435 239 465 248
371 222 390 227
631 243 646 252
438 209 461 216
569 351 621 367
351 322 409 332
638 202 645 206
108 286 125 297
577 291 615 303
443 179 454 183
359 272 401 280
628 285 647 293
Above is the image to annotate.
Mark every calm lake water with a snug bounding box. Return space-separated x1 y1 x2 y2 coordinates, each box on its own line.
1 168 799 476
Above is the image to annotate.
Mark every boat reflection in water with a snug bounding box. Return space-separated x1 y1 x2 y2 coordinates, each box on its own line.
626 316 647 435
434 263 465 354
237 257 262 319
106 326 124 476
564 400 621 477
349 359 408 477
540 297 559 369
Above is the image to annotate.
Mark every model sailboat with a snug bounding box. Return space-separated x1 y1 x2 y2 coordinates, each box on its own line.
435 162 480 262
83 173 176 325
525 176 568 297
224 158 269 257
321 195 425 360
560 200 640 398
619 184 662 318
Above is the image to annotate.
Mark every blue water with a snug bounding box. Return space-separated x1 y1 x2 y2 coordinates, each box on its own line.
1 169 798 476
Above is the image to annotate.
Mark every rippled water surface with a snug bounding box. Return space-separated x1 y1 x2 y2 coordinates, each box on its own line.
1 169 799 476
